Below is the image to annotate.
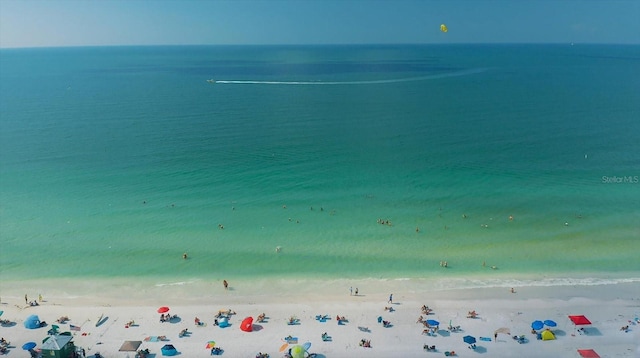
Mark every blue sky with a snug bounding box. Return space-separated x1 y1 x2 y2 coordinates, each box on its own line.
1 0 638 48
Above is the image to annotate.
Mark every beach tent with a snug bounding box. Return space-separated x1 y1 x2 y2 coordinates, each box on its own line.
218 317 230 328
240 317 253 332
161 344 178 356
24 314 41 329
41 334 75 358
119 340 142 351
494 327 510 336
577 349 601 358
541 330 555 341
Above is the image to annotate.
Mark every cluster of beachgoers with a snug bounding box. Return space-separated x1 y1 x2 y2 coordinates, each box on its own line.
0 279 638 357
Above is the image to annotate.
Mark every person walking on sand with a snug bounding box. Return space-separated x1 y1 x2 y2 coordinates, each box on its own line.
355 288 358 296
223 280 228 290
350 287 353 296
388 294 393 304
25 294 28 304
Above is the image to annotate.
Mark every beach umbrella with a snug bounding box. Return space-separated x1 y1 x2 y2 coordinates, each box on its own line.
0 310 3 316
544 319 557 327
577 349 601 358
290 345 305 358
463 335 476 345
205 341 216 349
494 327 510 336
157 306 170 314
531 320 544 330
426 319 440 326
22 342 37 350
302 341 311 351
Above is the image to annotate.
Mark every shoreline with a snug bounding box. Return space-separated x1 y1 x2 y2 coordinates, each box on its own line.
2 272 640 306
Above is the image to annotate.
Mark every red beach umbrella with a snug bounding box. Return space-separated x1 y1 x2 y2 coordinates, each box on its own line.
157 306 170 314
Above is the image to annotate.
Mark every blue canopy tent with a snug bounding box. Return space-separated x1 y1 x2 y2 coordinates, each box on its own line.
463 335 476 344
161 344 178 356
24 315 41 329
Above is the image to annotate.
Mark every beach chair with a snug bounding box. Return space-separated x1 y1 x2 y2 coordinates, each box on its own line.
210 347 223 355
48 324 60 335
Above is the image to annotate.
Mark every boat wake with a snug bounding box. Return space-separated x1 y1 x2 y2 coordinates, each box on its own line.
210 68 486 86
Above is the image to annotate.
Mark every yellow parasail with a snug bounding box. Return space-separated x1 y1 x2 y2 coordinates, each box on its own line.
440 24 448 33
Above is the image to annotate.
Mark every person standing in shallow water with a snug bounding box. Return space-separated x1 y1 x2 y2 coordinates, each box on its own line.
223 280 229 290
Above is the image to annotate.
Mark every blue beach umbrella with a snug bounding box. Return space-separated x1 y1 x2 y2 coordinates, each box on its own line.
22 342 37 350
544 320 557 327
531 320 544 330
426 319 440 326
463 335 476 344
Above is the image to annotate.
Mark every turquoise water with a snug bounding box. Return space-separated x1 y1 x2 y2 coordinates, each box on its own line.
1 45 639 285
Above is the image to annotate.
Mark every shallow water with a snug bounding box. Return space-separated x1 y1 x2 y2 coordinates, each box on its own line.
1 45 639 285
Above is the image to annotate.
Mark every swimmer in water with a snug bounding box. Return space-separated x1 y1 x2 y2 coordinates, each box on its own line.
183 253 188 259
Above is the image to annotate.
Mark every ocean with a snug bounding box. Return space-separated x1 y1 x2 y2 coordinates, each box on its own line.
1 44 639 290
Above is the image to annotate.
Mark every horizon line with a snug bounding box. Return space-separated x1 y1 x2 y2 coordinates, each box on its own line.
2 41 639 50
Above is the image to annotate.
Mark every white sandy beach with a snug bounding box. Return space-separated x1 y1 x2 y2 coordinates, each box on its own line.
1 279 639 358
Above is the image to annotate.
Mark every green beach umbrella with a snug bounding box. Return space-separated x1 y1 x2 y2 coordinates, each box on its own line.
290 345 305 358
